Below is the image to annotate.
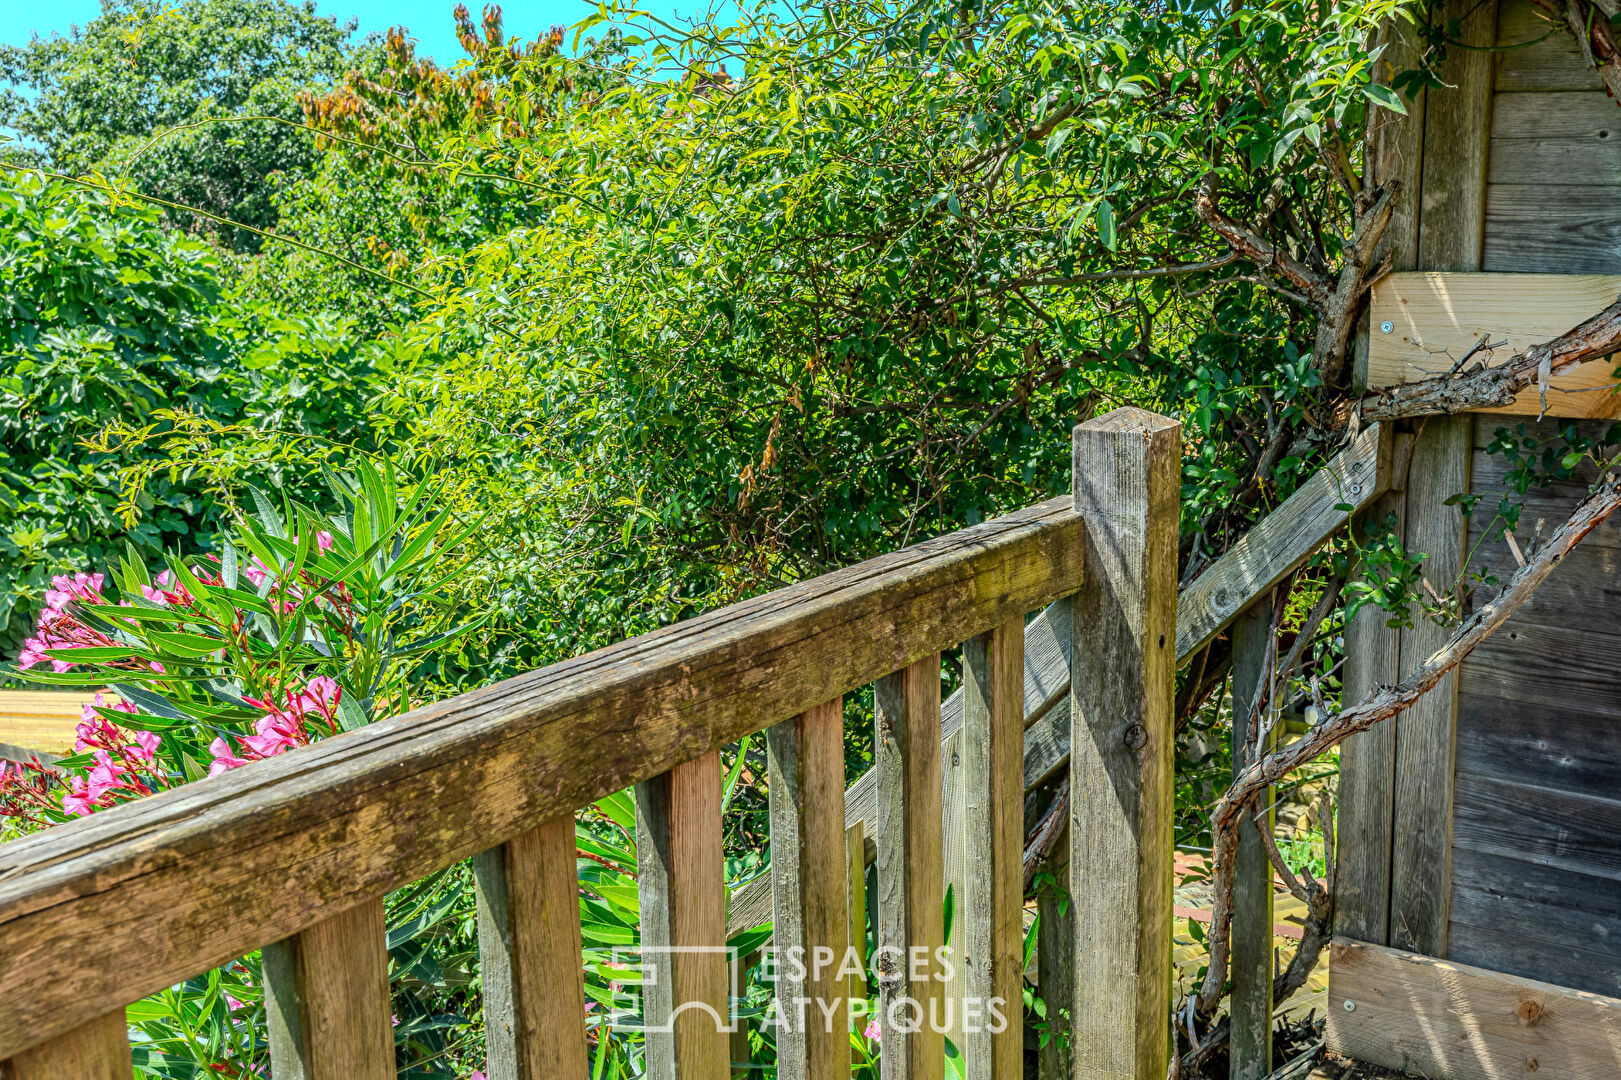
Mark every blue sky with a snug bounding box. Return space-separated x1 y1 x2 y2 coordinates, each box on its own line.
2 0 651 65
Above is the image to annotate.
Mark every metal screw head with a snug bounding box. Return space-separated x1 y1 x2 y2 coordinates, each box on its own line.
1380 320 1394 334
1349 483 1362 496
1343 999 1356 1012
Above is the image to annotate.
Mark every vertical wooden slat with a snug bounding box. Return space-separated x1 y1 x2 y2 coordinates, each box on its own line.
847 820 869 1001
263 897 394 1080
1070 407 1181 1080
1036 827 1072 1080
940 726 967 1050
961 620 1026 1080
729 951 756 1076
1 1008 131 1079
636 751 730 1080
875 656 945 1080
1229 597 1276 1080
768 699 851 1080
473 816 590 1080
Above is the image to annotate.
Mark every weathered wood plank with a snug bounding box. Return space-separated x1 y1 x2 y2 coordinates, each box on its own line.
939 725 967 1049
1035 825 1072 1080
0 498 1084 1059
0 1009 131 1080
1070 407 1180 1080
727 598 1079 937
1495 0 1604 91
874 657 945 1080
767 700 850 1080
1228 597 1275 1080
1489 91 1621 184
1178 424 1391 661
1485 184 1621 274
1333 486 1406 946
1418 0 1496 272
1326 938 1621 1079
473 817 589 1080
263 897 394 1080
1453 771 1621 882
1456 686 1621 796
636 753 730 1080
959 620 1024 1080
846 820 868 1001
1388 415 1471 957
1367 272 1621 417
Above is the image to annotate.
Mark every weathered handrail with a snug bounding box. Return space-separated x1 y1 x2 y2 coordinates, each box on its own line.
0 496 1084 1061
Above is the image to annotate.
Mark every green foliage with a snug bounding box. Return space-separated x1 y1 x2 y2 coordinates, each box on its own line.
0 0 366 248
0 172 382 660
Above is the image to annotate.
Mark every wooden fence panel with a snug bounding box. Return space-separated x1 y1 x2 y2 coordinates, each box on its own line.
1228 597 1277 1080
0 1008 131 1080
874 656 945 1080
263 897 394 1080
637 752 730 1080
767 699 850 1080
473 817 590 1080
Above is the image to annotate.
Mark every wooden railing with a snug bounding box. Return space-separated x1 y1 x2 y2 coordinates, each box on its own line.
0 408 1382 1079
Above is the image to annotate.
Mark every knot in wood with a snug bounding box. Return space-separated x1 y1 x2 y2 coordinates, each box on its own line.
1516 998 1543 1027
1124 722 1148 752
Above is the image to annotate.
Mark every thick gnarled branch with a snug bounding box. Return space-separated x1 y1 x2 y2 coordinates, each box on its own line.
1363 293 1621 420
1192 464 1621 1016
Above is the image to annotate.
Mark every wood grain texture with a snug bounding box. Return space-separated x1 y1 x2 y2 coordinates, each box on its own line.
1177 423 1391 660
1417 0 1496 272
0 690 102 757
1495 0 1604 91
1388 415 1471 957
0 498 1083 1060
940 725 967 1048
1333 489 1406 947
767 700 850 1080
1070 407 1180 1080
1489 91 1621 184
1228 598 1275 1080
1366 272 1621 417
1484 184 1621 273
1035 826 1072 1080
473 818 589 1080
1453 771 1621 883
874 657 945 1080
959 621 1024 1080
263 897 393 1080
727 597 1079 937
636 753 730 1080
846 821 868 1001
1326 937 1621 1079
0 1009 130 1080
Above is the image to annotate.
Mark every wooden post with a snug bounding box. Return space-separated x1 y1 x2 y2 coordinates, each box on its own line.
0 1009 132 1079
940 726 967 1052
636 752 730 1080
473 817 590 1080
960 620 1025 1080
768 699 851 1080
874 656 945 1080
263 897 395 1080
1229 597 1276 1080
1070 407 1180 1080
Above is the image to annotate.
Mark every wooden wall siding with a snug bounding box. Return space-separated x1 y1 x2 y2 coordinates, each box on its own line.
1487 0 1621 274
1446 415 1621 997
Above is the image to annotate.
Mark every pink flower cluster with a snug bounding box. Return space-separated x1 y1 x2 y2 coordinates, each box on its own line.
244 532 334 613
59 695 167 817
18 573 117 672
208 677 342 776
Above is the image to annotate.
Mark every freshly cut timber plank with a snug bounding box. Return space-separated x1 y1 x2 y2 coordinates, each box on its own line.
0 1008 131 1079
0 689 107 758
263 897 394 1080
1069 408 1179 1080
0 497 1083 1060
1327 938 1621 1079
1177 423 1391 661
473 818 590 1080
1367 272 1621 417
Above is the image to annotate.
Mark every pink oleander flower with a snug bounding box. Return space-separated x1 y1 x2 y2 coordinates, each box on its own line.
208 737 252 776
225 995 245 1012
19 577 119 672
126 729 162 765
315 530 334 553
470 1072 486 1080
863 1019 881 1041
44 573 105 612
240 711 304 758
139 568 198 608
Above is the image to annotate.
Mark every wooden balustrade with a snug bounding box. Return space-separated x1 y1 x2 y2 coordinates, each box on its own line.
0 408 1264 1080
